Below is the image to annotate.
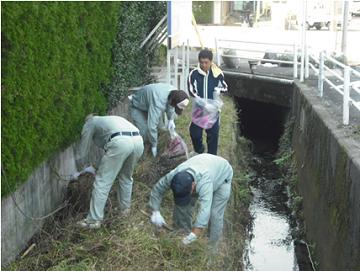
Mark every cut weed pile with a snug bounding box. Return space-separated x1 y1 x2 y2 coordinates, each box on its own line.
6 96 251 271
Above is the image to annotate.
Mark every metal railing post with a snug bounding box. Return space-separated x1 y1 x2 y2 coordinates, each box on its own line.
181 43 185 90
300 0 307 82
293 43 298 78
167 48 171 85
186 39 190 81
300 47 305 82
215 38 221 65
343 66 350 125
318 51 325 97
174 46 178 88
305 46 309 79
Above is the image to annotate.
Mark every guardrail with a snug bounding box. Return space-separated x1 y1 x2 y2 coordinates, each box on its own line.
215 38 360 125
215 38 299 79
166 40 190 91
306 48 360 125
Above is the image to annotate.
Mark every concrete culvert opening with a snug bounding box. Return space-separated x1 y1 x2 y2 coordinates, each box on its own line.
235 97 289 154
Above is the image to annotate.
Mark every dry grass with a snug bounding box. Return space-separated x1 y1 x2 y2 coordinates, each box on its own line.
6 96 251 271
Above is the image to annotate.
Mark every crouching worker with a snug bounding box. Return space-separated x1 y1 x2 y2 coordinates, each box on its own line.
129 83 189 157
76 115 144 229
148 153 233 245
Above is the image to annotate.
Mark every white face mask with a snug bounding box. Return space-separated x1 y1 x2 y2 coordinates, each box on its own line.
176 99 189 110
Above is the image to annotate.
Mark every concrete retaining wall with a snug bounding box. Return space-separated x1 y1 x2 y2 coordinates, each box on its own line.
225 72 293 108
291 82 360 271
1 100 129 266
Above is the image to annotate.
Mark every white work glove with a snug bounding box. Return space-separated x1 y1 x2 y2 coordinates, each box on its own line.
71 166 96 181
83 166 96 175
71 171 81 181
150 211 166 227
214 86 226 93
182 232 198 245
214 87 222 94
167 119 176 130
151 146 158 157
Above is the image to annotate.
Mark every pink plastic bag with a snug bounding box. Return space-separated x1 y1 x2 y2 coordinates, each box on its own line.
163 127 188 158
167 134 188 158
191 97 223 129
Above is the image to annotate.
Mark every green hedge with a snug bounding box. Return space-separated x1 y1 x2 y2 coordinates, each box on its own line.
1 2 165 196
106 1 166 107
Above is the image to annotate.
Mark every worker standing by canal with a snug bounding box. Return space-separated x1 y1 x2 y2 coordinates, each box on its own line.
149 153 233 245
129 83 189 157
76 115 144 229
188 49 228 155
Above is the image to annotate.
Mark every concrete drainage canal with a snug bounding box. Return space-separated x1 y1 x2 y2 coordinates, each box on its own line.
235 97 314 271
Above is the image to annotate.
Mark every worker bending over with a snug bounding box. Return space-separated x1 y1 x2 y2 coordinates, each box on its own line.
149 153 233 245
129 83 189 157
76 115 144 229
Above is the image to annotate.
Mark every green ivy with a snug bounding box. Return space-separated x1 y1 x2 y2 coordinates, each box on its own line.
1 1 166 196
105 1 166 108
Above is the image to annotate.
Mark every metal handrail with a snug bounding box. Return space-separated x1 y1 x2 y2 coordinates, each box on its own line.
305 48 360 125
325 53 346 69
217 39 293 47
221 54 298 65
308 62 319 75
219 48 295 56
323 65 344 82
140 15 167 49
352 69 360 78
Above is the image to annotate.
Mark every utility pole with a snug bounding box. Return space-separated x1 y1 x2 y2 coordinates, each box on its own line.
341 0 349 64
256 0 261 23
300 0 307 82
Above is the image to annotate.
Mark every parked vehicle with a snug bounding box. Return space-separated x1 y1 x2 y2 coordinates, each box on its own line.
350 0 360 16
306 14 351 30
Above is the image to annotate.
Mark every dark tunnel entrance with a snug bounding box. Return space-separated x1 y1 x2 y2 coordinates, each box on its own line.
235 97 290 154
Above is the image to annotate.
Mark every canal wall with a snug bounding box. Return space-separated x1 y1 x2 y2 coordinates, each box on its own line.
290 82 360 271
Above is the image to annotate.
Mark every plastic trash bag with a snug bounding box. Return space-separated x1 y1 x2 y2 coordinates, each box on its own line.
191 96 223 129
164 127 188 158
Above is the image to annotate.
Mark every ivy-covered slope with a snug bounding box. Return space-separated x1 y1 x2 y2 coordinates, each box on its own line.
1 1 166 196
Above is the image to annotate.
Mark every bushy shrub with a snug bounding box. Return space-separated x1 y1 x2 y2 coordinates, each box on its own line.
105 1 166 108
1 1 166 196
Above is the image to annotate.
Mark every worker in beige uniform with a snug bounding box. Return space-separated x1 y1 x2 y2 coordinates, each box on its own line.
129 83 189 157
76 115 144 229
149 154 233 245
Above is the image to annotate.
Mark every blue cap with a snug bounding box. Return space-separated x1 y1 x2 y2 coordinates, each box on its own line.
170 171 194 206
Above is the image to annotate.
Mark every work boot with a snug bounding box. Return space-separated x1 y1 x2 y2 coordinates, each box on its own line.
76 218 101 229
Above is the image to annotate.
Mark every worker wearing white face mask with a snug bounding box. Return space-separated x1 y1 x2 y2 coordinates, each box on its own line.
129 83 189 157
